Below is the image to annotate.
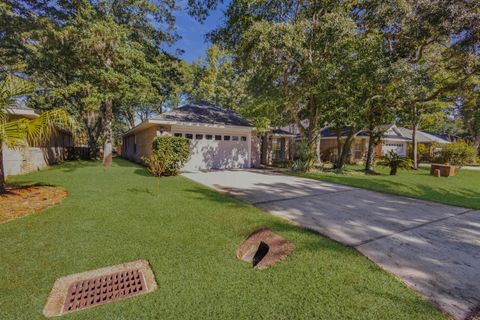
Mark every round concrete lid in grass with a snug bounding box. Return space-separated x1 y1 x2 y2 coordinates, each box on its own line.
237 228 295 270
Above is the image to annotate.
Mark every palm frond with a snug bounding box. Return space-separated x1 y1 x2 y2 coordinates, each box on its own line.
0 74 75 149
1 109 75 148
0 74 35 112
25 109 76 145
1 119 29 147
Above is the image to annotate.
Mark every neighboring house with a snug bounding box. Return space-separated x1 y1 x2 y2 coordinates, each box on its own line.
121 102 295 171
260 129 296 166
2 105 73 177
319 125 451 163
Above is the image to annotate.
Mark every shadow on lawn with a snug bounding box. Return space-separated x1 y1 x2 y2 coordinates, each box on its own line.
110 157 155 177
57 160 99 173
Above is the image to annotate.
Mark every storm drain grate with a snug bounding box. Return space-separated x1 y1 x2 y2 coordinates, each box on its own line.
63 269 146 313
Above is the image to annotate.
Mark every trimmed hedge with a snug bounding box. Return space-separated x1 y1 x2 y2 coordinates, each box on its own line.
143 136 190 176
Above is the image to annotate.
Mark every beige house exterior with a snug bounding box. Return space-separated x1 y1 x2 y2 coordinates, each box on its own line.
2 105 73 177
121 103 297 171
122 103 255 171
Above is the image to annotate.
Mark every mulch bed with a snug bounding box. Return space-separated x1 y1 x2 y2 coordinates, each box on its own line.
237 228 295 269
0 186 67 224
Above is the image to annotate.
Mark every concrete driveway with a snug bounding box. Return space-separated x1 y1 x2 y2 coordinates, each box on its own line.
183 169 480 320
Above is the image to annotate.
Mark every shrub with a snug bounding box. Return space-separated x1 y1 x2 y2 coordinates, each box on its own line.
408 142 432 162
142 136 190 177
378 151 413 176
292 139 316 172
437 140 477 167
142 154 168 177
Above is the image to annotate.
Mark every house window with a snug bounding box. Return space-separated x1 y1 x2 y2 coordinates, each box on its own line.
241 136 247 141
354 142 362 159
174 133 183 137
232 136 239 141
223 135 231 141
195 134 203 139
272 138 286 162
205 135 213 140
215 135 222 140
185 134 193 139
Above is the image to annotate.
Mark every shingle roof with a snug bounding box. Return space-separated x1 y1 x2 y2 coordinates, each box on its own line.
320 127 357 137
396 127 450 144
423 131 458 142
6 103 39 118
320 125 450 143
152 102 252 127
272 128 296 136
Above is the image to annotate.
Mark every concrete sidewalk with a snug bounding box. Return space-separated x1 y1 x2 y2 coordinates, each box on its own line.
184 169 480 320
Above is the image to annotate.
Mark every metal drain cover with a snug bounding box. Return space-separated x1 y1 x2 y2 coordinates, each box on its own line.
43 260 157 317
63 269 146 312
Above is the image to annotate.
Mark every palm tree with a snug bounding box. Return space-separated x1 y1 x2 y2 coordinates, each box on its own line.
0 74 74 193
378 150 413 176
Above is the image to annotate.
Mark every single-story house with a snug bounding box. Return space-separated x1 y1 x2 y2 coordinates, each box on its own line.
121 102 295 171
319 125 451 162
2 105 73 176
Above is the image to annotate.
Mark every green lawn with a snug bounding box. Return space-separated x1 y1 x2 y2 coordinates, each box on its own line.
0 159 446 319
293 165 480 210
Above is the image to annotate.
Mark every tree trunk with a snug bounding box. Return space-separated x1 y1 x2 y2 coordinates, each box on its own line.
475 135 480 155
0 142 6 194
390 166 397 176
365 130 376 174
88 135 98 160
337 136 354 170
334 126 356 170
316 132 322 165
305 109 320 164
335 127 342 167
103 99 113 167
412 121 419 169
411 104 420 169
83 111 102 160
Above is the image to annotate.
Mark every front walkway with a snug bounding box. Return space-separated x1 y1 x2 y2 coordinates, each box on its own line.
183 169 480 320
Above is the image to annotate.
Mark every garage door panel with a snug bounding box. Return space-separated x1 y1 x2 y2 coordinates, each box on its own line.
382 142 406 156
182 138 250 171
213 141 249 169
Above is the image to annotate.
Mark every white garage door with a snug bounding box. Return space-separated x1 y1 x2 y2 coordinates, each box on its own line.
174 132 250 171
382 142 406 156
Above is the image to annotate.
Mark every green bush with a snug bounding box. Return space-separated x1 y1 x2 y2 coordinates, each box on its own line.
378 151 413 176
408 142 432 162
292 139 316 172
142 154 167 177
142 136 190 176
437 140 477 167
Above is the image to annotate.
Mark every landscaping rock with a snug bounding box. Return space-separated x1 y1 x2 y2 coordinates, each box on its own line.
237 228 294 269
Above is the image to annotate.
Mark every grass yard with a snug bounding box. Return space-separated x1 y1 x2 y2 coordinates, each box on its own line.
0 159 446 319
294 165 480 210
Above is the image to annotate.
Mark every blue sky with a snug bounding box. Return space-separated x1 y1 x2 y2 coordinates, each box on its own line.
165 1 228 64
